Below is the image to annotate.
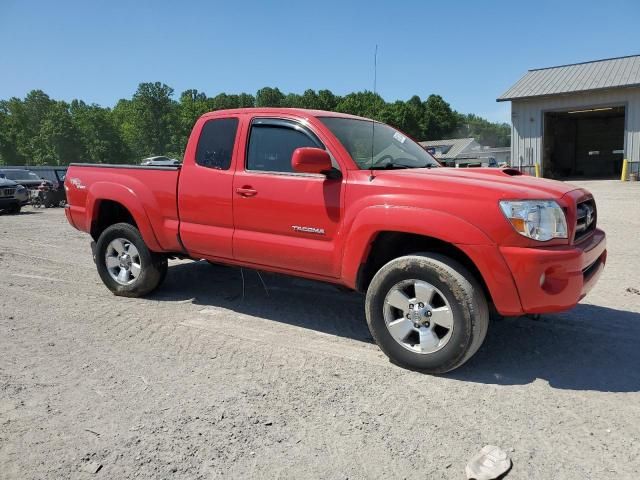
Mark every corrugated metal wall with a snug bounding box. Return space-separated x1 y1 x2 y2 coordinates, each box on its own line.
510 88 640 174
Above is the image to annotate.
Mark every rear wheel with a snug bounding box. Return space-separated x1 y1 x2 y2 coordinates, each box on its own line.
365 253 489 373
95 223 168 297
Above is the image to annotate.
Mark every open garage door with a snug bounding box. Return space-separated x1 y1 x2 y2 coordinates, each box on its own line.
543 106 625 179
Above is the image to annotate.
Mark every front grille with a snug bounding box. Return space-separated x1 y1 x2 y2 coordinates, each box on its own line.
575 199 596 242
0 188 16 198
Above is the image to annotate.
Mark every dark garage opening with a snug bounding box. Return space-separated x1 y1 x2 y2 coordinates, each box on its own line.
542 106 625 179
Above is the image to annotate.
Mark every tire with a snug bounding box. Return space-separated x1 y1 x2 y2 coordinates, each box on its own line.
95 222 168 297
8 204 21 214
365 253 489 374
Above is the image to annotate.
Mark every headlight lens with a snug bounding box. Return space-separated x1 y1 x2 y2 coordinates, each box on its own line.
499 200 568 241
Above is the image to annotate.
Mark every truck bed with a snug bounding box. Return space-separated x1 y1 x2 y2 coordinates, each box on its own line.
65 163 183 253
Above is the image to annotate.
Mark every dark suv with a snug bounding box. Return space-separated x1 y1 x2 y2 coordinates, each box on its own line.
0 174 28 214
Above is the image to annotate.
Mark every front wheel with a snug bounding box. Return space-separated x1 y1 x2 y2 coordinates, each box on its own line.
365 253 489 374
95 222 168 297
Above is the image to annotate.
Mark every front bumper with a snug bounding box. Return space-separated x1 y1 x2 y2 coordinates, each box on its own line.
0 198 20 209
499 229 607 314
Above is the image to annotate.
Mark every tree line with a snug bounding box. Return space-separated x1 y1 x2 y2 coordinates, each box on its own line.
0 83 510 166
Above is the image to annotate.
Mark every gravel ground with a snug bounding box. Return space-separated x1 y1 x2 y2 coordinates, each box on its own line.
1 180 639 479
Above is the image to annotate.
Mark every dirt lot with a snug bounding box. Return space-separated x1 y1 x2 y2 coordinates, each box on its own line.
1 180 639 479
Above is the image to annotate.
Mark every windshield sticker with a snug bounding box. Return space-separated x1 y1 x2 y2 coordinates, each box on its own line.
393 131 406 144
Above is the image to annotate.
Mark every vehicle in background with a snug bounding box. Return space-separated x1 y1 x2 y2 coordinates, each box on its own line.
0 168 52 189
140 156 181 166
0 168 68 207
0 174 28 214
64 108 607 374
441 157 499 168
18 165 68 189
31 180 66 208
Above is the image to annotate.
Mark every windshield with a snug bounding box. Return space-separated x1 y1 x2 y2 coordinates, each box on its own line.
3 170 42 181
319 117 440 170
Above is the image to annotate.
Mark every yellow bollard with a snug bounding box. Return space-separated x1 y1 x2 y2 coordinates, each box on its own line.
534 163 541 178
620 159 629 181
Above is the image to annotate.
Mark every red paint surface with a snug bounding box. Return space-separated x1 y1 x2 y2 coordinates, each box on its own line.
64 108 607 315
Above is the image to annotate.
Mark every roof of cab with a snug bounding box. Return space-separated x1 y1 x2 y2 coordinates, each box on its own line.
200 107 371 122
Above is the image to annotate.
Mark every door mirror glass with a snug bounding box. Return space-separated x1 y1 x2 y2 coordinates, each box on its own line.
291 148 333 175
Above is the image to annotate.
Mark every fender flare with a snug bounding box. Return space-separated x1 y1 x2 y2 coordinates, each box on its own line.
341 205 495 288
85 182 163 251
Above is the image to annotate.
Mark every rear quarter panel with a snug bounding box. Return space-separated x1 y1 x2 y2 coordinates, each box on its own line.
65 165 181 252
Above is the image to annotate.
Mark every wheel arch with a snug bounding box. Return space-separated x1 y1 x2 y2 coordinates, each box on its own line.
354 231 494 306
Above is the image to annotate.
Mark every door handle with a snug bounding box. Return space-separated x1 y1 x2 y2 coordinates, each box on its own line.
236 186 257 197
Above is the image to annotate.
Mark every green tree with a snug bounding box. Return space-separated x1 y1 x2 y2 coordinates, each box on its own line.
70 100 130 164
0 102 21 165
177 89 210 147
115 82 179 160
255 87 285 107
0 91 56 164
31 101 84 165
282 92 303 108
211 93 237 110
454 113 510 147
422 94 458 140
317 89 340 111
237 93 255 108
298 89 320 109
336 91 385 119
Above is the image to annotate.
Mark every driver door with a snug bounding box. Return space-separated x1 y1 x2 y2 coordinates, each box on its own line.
232 118 344 278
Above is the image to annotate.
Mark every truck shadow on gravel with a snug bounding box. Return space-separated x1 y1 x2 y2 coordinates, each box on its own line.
156 261 640 393
451 305 640 393
155 260 371 342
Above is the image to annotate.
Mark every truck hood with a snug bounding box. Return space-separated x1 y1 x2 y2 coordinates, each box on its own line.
382 167 578 199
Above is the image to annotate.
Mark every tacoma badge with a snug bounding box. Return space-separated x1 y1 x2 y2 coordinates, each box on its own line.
292 225 325 235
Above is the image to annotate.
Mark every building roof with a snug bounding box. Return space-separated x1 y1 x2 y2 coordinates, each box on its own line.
457 146 510 156
418 138 477 159
497 54 640 102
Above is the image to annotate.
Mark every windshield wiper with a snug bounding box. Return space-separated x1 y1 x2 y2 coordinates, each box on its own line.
370 163 411 170
370 162 439 170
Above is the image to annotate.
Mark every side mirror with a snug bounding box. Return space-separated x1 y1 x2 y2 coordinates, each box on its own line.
292 147 334 175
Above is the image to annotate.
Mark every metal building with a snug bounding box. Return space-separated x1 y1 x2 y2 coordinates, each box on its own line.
498 55 640 179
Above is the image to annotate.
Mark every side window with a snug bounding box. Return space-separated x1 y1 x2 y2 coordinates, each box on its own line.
247 122 322 173
195 118 239 170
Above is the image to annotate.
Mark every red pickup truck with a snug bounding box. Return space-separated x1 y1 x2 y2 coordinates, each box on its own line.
64 108 606 373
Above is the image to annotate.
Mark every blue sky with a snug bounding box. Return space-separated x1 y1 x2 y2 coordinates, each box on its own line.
1 0 638 123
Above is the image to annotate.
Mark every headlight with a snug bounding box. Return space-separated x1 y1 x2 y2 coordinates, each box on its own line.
16 185 26 192
499 200 568 241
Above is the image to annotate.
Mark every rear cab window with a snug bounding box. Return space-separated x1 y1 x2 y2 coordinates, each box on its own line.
195 118 239 170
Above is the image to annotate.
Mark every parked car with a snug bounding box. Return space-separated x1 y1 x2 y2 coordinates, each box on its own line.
140 156 181 166
0 168 67 207
64 108 607 373
0 174 28 214
0 168 51 189
21 165 68 189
